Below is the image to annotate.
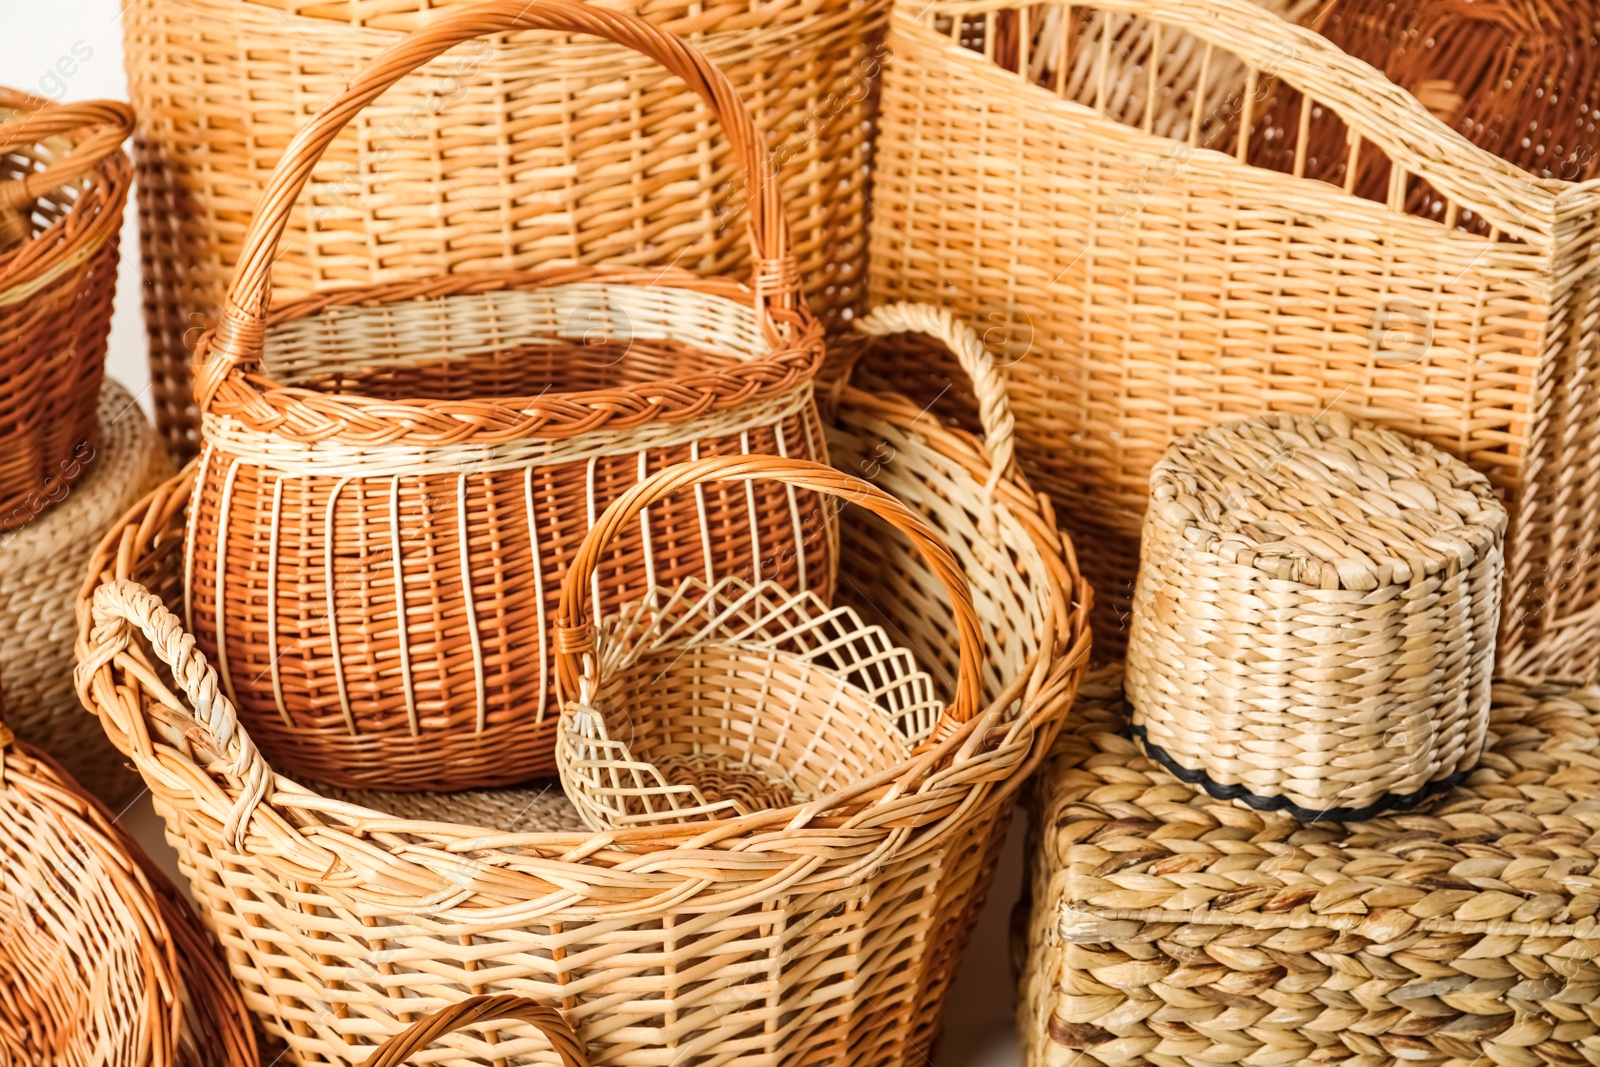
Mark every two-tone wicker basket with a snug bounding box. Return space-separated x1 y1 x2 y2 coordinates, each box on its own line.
1125 412 1507 820
125 0 885 461
77 330 1091 1065
185 0 835 792
0 91 132 530
868 0 1600 676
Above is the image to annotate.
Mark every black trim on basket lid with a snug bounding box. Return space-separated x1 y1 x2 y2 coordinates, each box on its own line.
1128 723 1472 824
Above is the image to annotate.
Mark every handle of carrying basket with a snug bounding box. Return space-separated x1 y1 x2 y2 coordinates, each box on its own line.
195 0 799 412
0 97 132 211
552 455 985 744
364 995 588 1067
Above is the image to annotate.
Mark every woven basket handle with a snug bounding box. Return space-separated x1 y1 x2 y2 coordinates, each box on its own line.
82 579 272 849
364 996 587 1066
854 302 1017 502
197 0 796 411
963 0 1565 238
553 455 985 741
0 98 132 224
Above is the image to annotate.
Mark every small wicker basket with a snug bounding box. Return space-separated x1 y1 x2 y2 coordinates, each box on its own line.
365 995 586 1066
1126 412 1507 821
0 91 132 528
186 0 835 792
553 457 980 829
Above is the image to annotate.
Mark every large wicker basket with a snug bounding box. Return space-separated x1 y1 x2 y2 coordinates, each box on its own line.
76 361 1091 1065
125 0 884 462
1020 665 1600 1067
0 711 257 1067
868 0 1600 675
185 0 835 793
0 91 132 529
0 378 168 806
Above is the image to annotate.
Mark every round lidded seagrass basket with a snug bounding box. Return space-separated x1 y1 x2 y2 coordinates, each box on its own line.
0 705 257 1067
1126 411 1507 821
124 0 884 462
0 90 132 528
553 456 975 830
76 320 1091 1066
1 378 168 806
186 0 835 793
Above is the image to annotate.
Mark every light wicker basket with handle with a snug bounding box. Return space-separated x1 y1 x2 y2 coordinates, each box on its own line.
124 0 885 462
185 0 835 793
552 455 980 829
75 322 1091 1066
0 91 132 529
868 0 1600 676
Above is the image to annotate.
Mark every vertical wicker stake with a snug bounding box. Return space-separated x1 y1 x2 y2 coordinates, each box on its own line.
1125 412 1507 821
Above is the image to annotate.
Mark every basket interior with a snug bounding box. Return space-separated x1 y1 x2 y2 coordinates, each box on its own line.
262 282 772 402
0 109 82 259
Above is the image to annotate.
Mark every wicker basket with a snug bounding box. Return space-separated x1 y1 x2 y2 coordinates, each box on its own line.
124 0 884 463
868 0 1600 674
184 0 836 793
0 90 132 529
1246 0 1600 194
75 362 1091 1065
3 377 168 806
1125 412 1507 820
0 711 257 1067
1020 664 1600 1067
553 457 978 829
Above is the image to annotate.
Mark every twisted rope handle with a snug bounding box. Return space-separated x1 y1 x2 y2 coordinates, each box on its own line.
0 97 133 210
80 579 271 849
364 995 588 1067
854 302 1017 503
196 0 798 412
553 455 985 744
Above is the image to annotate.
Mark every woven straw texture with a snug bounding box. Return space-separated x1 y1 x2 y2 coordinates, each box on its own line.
867 0 1600 674
1020 664 1600 1067
0 89 132 527
1245 0 1600 195
124 0 884 462
551 455 982 829
0 722 257 1067
1125 412 1507 820
75 370 1090 1066
183 1 835 793
2 378 167 807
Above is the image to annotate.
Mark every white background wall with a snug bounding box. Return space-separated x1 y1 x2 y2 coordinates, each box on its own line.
1 9 1029 1064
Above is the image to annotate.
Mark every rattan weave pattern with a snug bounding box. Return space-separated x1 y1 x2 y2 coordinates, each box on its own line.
76 371 1091 1066
1020 665 1600 1067
1125 412 1507 819
867 0 1600 675
124 0 884 461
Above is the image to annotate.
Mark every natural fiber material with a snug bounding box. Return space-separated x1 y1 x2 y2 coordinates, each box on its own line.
76 369 1090 1066
124 0 884 462
0 89 132 527
2 378 167 806
366 996 587 1067
1020 665 1600 1067
553 457 977 829
184 1 836 792
1125 412 1506 819
0 722 257 1067
868 0 1600 675
1247 0 1600 196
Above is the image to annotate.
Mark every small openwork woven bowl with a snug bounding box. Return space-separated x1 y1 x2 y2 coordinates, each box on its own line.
554 455 981 830
1126 411 1508 821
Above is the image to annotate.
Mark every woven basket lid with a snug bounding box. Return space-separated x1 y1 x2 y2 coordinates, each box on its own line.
1146 412 1508 591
